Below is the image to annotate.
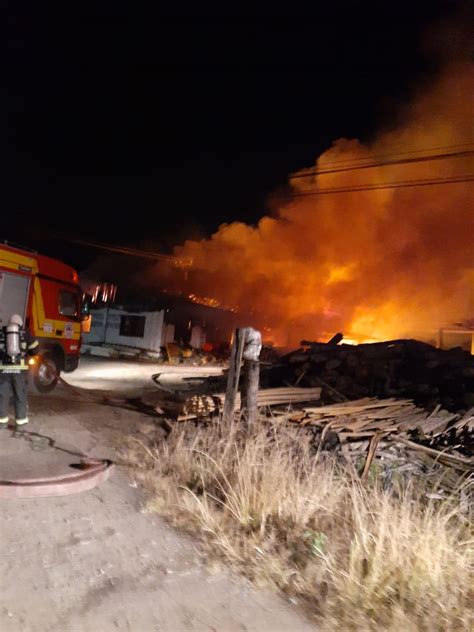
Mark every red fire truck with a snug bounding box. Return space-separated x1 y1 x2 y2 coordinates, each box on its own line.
0 241 89 392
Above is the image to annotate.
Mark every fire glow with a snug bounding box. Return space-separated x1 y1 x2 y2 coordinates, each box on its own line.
173 65 473 346
187 294 239 313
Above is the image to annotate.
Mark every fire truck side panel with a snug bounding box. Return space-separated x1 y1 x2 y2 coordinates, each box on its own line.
0 244 82 374
0 247 37 327
0 270 32 326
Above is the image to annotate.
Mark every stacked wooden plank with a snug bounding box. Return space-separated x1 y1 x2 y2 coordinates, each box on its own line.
282 398 456 434
279 397 473 471
179 387 322 421
215 386 322 409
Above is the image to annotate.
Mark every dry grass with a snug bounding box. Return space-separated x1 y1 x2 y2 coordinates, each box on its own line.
125 419 473 631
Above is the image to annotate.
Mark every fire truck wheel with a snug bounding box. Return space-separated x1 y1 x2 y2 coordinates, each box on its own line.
31 354 60 393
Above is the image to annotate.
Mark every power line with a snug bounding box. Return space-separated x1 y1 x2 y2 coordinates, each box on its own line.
289 150 474 179
69 238 193 267
61 173 473 259
303 142 474 169
282 174 474 198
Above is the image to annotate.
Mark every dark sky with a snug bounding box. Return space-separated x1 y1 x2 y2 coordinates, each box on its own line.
1 1 464 271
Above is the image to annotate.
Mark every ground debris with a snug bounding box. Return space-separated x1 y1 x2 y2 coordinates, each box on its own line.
150 338 473 489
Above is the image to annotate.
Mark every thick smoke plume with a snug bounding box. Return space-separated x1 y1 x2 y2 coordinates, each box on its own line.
174 64 473 346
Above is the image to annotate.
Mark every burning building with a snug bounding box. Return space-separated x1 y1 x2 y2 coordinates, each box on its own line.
167 63 473 348
83 292 241 356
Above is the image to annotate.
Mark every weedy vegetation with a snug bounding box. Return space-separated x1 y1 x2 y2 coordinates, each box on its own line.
126 419 473 631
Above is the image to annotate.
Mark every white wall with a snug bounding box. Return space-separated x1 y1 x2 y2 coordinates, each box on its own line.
162 323 175 345
83 307 165 352
83 308 108 343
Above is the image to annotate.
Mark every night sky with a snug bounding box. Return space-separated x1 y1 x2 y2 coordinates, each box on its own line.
1 2 466 272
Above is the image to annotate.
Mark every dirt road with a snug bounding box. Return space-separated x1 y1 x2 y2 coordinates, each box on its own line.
1 358 316 631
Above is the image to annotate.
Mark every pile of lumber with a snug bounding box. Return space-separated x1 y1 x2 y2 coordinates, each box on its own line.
176 393 473 487
151 367 473 482
214 386 322 409
281 398 473 473
264 337 474 411
178 386 322 421
282 397 471 437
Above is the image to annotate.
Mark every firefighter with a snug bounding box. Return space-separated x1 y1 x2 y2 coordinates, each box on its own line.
0 314 39 427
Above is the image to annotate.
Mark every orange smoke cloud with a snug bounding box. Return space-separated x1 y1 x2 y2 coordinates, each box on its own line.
175 64 474 346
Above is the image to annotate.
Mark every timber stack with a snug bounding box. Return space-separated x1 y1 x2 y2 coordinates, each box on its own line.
264 337 474 412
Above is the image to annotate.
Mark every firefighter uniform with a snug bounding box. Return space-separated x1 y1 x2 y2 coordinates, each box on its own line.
0 315 39 426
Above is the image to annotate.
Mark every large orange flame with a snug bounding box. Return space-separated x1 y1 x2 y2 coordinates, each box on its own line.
175 64 474 346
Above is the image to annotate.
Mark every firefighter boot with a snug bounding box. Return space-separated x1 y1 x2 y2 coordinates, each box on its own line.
0 375 11 427
12 373 28 426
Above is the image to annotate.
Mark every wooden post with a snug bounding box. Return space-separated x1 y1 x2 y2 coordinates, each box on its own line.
241 359 260 426
223 328 245 423
241 328 262 427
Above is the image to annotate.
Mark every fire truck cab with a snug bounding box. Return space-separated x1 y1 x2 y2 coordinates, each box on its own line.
0 242 89 392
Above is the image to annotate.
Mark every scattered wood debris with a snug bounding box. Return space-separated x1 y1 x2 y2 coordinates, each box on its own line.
281 397 463 435
263 397 473 501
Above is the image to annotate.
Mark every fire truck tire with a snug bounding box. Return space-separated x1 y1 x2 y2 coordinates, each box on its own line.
31 354 60 393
